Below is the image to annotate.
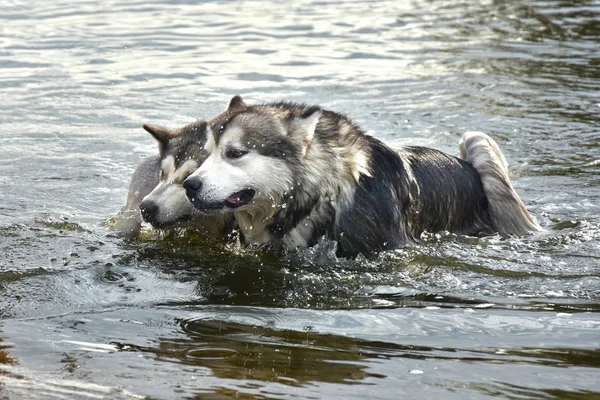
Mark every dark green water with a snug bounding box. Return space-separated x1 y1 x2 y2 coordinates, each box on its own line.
1 0 599 398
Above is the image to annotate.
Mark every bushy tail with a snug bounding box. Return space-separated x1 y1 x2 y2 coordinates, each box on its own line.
459 131 540 235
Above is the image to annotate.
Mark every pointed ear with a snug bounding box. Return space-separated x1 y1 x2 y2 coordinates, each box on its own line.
290 106 322 156
143 124 171 155
227 95 247 111
297 106 322 142
189 120 209 143
203 125 216 152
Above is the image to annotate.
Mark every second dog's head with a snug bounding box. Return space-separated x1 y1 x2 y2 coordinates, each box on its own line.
138 96 249 229
138 120 210 229
182 102 322 215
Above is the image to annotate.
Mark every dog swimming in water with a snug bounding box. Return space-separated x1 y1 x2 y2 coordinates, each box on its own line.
111 97 250 237
180 96 539 258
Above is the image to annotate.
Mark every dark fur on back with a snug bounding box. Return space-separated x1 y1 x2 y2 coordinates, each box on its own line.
335 137 411 256
403 146 492 235
335 141 495 257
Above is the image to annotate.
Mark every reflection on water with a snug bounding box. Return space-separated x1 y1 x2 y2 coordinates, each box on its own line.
0 334 17 367
142 318 600 384
1 0 599 398
2 306 600 399
0 332 22 396
455 382 600 400
144 320 383 386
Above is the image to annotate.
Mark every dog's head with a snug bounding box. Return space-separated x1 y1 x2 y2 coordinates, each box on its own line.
182 103 321 214
138 120 210 229
138 96 249 229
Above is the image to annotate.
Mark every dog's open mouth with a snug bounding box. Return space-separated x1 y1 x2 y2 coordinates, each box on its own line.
149 215 192 230
187 197 225 215
224 189 256 208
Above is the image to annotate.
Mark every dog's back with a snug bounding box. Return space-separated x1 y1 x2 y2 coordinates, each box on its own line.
334 138 496 257
402 145 495 236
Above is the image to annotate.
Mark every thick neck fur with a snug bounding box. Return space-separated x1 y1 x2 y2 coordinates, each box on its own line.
236 108 372 249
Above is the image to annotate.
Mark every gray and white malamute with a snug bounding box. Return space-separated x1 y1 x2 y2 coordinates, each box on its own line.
182 97 540 258
137 120 234 236
111 98 247 237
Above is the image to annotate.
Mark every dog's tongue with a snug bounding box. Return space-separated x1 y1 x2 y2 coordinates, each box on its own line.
225 189 255 207
226 193 246 206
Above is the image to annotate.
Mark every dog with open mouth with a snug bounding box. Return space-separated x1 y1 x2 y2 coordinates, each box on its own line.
111 97 248 238
182 97 540 258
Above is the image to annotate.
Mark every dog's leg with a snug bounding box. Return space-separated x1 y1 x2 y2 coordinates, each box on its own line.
459 131 540 235
111 154 161 237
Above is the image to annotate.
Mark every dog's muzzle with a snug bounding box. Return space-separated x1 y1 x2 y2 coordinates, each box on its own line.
183 177 223 214
139 198 192 229
183 177 255 213
139 199 158 223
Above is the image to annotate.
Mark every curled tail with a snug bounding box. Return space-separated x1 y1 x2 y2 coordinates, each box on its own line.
459 131 540 235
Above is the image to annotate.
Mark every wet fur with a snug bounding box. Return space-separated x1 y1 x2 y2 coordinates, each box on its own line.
459 131 540 235
113 100 247 237
110 154 161 237
184 99 540 257
140 120 236 237
138 98 539 259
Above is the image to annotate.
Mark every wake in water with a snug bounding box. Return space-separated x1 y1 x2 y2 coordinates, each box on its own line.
97 210 599 312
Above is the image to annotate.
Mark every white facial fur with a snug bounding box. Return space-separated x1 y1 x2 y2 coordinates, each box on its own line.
188 127 294 209
141 156 198 224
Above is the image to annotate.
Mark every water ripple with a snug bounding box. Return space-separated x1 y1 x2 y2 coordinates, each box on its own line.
1 0 599 397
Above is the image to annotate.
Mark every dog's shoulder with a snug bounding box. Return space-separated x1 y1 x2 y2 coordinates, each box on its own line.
335 136 413 258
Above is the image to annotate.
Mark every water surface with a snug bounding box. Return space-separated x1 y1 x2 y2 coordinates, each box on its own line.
1 0 599 398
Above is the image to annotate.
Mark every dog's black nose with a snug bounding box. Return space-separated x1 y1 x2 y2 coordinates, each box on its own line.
183 177 202 193
139 200 158 223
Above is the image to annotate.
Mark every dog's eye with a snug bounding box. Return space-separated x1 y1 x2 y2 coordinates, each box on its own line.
225 148 248 159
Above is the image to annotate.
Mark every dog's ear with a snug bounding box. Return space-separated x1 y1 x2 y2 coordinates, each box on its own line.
203 125 215 152
299 106 322 140
143 124 171 155
288 106 323 156
289 106 322 157
227 95 247 111
189 120 209 142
